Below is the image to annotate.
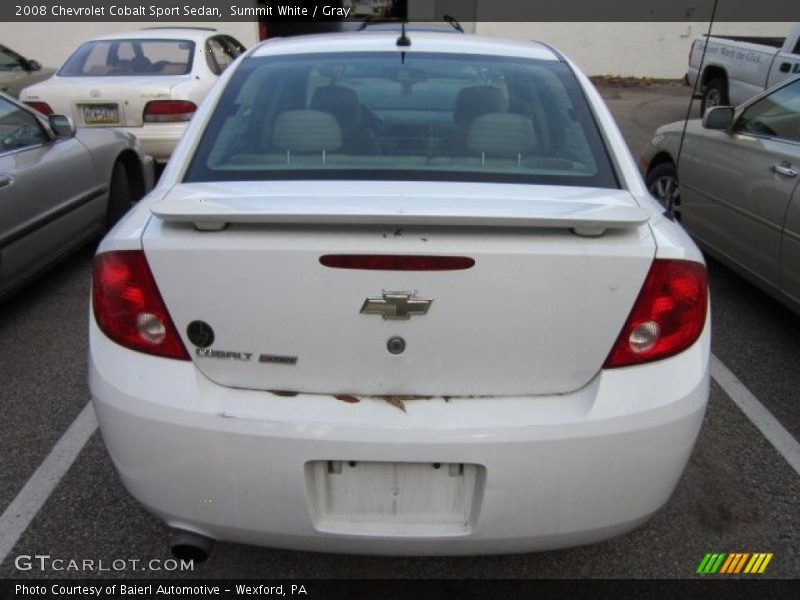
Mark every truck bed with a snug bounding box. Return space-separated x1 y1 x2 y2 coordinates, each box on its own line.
707 35 785 49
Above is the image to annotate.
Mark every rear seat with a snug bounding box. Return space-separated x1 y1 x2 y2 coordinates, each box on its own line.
432 112 564 169
225 110 569 171
229 110 425 168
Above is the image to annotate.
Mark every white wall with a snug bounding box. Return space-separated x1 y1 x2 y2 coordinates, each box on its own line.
0 22 260 69
476 22 791 78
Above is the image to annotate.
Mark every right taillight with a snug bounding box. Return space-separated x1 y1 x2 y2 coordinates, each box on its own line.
26 101 53 115
604 259 707 368
93 251 189 360
143 100 196 123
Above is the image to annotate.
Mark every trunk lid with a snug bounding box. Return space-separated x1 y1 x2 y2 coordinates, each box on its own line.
143 181 655 397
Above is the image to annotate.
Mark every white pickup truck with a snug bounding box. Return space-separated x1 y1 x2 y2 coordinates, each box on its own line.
687 23 800 112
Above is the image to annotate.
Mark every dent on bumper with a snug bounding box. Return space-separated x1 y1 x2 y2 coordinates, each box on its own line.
89 322 710 555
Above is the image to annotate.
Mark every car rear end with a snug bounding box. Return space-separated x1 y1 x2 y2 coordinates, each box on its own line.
89 33 710 554
21 35 208 162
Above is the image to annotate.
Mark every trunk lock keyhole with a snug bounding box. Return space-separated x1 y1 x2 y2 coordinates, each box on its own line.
387 336 406 355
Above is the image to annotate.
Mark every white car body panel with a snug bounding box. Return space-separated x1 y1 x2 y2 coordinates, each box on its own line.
90 31 710 555
142 181 655 396
20 74 198 128
90 317 709 554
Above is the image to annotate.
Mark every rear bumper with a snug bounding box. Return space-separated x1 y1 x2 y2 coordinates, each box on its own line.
117 123 187 163
89 321 710 555
686 67 702 97
142 154 156 191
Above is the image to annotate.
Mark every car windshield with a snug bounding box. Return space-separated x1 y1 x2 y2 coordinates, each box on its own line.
58 39 195 77
185 52 619 188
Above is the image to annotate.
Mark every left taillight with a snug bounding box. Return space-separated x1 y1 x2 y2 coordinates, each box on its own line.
93 251 190 360
143 100 196 123
604 259 708 369
25 102 53 115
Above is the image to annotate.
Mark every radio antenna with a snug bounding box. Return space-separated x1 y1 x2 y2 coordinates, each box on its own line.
672 0 719 219
396 21 411 47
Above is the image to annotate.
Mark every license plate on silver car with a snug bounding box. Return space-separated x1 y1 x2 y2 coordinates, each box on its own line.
81 104 120 125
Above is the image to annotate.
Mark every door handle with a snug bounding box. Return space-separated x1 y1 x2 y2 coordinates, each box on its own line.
772 162 798 177
0 174 14 189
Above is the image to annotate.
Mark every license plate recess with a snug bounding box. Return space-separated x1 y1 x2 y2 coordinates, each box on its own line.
305 460 483 536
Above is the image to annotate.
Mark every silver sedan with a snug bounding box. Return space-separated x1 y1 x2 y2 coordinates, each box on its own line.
0 93 153 299
642 75 800 315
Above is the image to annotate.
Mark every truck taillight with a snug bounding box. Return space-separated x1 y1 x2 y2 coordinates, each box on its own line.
143 100 196 123
604 259 707 368
93 251 190 360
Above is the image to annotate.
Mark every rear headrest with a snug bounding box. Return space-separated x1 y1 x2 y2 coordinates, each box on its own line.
467 113 536 156
310 85 361 127
454 85 508 126
273 110 343 153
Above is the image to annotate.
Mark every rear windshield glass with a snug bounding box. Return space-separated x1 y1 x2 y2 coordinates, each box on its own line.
58 39 195 77
185 52 618 188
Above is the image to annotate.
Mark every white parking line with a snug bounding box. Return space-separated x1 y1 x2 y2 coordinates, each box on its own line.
711 354 800 477
1 355 799 564
0 401 98 566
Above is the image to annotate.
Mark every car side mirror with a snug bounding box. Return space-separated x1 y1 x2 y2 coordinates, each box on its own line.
48 114 76 139
26 59 42 72
702 106 735 130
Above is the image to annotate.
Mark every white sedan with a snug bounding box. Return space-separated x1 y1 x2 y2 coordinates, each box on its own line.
20 28 245 163
89 31 710 559
0 43 54 98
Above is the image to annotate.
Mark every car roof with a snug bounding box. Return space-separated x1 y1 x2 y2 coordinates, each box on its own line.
251 31 561 62
88 28 220 42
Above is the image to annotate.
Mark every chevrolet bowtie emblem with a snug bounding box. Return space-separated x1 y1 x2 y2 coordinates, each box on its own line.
360 292 433 320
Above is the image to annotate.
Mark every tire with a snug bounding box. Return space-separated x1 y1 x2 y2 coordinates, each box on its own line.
106 161 132 228
700 77 728 115
646 162 681 220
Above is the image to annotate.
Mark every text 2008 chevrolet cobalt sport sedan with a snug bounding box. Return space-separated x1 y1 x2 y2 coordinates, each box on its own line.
89 31 710 558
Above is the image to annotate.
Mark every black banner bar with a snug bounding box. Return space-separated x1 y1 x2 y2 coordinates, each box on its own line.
3 0 800 23
1 579 796 600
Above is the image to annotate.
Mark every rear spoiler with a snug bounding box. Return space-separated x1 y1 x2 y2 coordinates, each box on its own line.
151 190 650 237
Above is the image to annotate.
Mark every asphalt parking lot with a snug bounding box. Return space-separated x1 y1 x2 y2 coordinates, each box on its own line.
0 81 798 580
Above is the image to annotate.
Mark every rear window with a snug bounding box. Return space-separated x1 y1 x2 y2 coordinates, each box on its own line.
58 39 195 77
185 52 618 188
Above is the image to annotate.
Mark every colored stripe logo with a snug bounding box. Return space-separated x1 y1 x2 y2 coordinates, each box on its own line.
697 552 773 574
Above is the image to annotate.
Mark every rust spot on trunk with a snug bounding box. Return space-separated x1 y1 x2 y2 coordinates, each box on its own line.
383 395 407 412
335 394 360 404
